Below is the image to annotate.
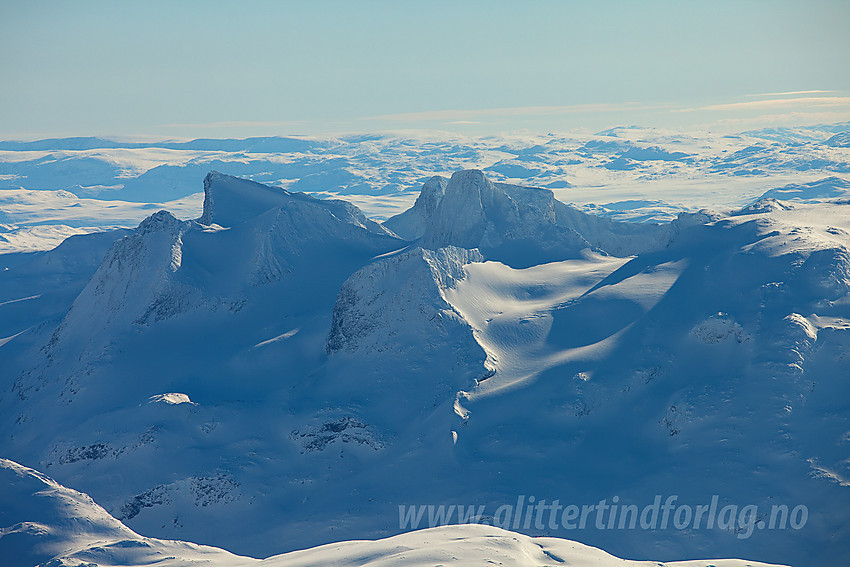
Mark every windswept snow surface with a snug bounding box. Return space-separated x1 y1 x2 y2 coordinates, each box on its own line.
0 187 202 253
0 457 787 567
1 127 850 567
443 253 685 396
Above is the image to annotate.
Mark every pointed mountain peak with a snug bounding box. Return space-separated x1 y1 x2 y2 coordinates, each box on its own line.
421 169 559 255
382 176 447 240
420 170 498 250
420 175 447 200
137 209 183 235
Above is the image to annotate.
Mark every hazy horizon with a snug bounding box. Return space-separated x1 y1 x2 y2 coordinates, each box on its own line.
2 0 849 140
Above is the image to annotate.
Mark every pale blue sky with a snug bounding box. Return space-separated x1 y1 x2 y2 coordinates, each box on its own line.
2 0 849 139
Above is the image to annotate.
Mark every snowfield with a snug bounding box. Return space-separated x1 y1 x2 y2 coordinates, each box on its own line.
1 458 788 567
1 126 849 567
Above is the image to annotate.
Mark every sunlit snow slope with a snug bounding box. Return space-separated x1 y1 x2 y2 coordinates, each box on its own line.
1 458 787 567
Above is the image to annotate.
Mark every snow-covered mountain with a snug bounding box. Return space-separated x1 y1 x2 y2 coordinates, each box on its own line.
388 168 711 267
1 168 849 566
382 175 447 240
1 458 786 567
9 172 401 404
2 124 849 253
0 457 246 567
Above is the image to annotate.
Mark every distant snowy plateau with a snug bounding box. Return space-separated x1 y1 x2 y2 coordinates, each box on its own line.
1 125 849 566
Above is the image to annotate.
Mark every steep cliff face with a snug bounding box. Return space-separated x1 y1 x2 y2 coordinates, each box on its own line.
387 169 697 267
322 245 489 418
382 175 447 240
327 246 483 355
200 170 391 235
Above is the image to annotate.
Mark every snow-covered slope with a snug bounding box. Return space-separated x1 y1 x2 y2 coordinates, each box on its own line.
320 245 488 422
0 227 130 365
757 176 850 201
1 170 848 567
1 457 136 567
0 457 787 567
0 457 246 567
327 246 483 354
266 525 788 567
